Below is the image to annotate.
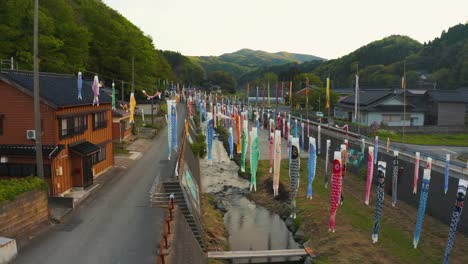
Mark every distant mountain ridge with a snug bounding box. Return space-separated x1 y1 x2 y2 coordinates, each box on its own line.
191 49 323 79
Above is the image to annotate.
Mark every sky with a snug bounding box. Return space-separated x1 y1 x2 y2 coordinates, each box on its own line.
103 0 468 59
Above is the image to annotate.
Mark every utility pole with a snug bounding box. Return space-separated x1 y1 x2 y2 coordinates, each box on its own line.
402 61 407 144
121 80 124 101
33 0 44 179
132 56 135 93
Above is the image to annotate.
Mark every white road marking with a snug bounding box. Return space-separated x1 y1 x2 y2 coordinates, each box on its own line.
441 149 457 154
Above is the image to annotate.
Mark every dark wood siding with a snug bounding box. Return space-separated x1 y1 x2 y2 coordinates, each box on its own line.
437 102 466 126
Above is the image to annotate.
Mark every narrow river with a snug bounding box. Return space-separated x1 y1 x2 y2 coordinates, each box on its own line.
202 139 302 263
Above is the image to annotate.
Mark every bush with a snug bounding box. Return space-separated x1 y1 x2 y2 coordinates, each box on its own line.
191 133 207 158
159 103 167 116
0 177 48 203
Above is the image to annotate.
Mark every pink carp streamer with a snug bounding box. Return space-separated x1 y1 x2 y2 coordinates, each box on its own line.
413 152 420 194
329 151 343 232
365 146 374 205
273 130 281 196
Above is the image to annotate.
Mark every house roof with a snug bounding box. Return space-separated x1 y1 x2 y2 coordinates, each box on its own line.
427 90 468 103
340 90 392 106
0 70 112 108
69 141 100 156
0 144 64 158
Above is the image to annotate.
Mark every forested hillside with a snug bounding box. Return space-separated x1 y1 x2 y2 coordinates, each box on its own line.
0 0 174 91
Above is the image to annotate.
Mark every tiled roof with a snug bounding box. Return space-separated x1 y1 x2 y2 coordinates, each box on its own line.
0 144 64 158
427 90 468 103
0 70 112 108
340 90 392 106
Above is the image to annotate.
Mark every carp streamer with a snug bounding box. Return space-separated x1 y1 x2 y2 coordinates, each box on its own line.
372 161 387 243
365 146 374 205
273 130 281 196
289 138 301 219
391 151 399 207
307 137 317 199
413 169 431 249
250 127 260 192
443 179 467 264
329 151 342 232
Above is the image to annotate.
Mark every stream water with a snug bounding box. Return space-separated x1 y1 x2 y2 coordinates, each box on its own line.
202 139 302 264
222 189 302 263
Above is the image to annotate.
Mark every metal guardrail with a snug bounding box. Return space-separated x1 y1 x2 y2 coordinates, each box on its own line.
259 110 468 180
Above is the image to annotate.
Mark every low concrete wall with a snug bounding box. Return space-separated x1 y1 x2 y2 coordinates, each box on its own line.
0 237 17 263
169 209 206 264
0 189 48 238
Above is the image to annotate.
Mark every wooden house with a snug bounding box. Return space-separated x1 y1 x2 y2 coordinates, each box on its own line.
0 70 114 196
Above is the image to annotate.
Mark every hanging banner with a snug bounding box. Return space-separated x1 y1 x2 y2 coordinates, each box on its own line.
228 127 234 159
250 127 260 192
77 72 83 100
269 119 275 174
207 112 214 161
92 75 100 106
307 137 317 199
318 125 321 155
413 152 420 194
329 151 343 232
301 122 305 151
166 99 174 160
241 118 249 172
413 169 431 248
365 146 374 205
289 137 301 219
273 130 281 196
171 102 178 151
372 161 387 243
111 82 116 110
374 136 379 164
392 151 399 207
236 114 241 154
443 179 468 264
130 92 136 124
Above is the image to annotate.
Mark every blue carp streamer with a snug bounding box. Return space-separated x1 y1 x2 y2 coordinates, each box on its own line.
207 118 214 161
413 170 431 248
307 138 317 199
443 180 467 264
228 127 234 159
171 104 178 150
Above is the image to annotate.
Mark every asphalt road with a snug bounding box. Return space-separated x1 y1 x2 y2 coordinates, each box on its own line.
15 105 186 264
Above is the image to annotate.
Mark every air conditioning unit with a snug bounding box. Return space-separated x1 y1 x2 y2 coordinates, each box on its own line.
26 130 36 140
55 166 63 176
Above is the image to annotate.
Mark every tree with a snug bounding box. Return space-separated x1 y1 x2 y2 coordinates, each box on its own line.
207 71 237 94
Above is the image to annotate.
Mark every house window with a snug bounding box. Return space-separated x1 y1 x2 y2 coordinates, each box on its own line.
93 112 107 130
0 163 52 178
59 114 88 138
92 145 106 164
382 114 402 122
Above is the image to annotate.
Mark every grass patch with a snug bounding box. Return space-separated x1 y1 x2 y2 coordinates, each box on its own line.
201 193 229 255
376 130 468 146
191 134 207 158
113 141 129 155
0 177 48 203
247 157 468 263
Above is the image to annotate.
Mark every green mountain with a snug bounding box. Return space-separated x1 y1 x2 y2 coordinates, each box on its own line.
161 50 205 86
0 0 175 93
191 49 323 79
313 35 422 88
312 23 468 89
